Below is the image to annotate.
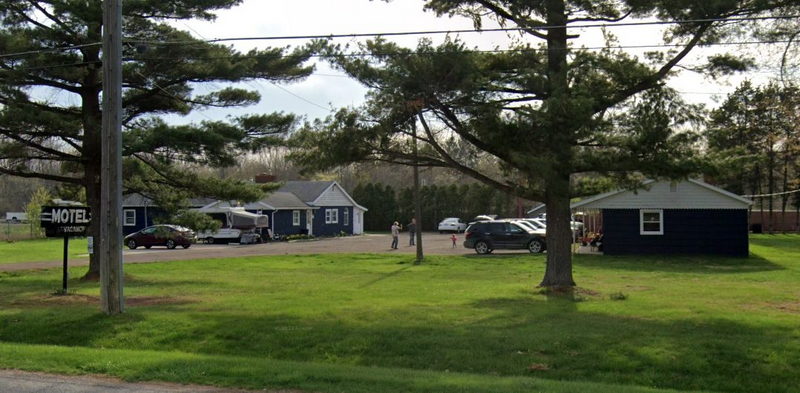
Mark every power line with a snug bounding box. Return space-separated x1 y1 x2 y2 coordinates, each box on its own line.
5 37 795 74
129 14 800 46
743 189 800 198
1 14 798 60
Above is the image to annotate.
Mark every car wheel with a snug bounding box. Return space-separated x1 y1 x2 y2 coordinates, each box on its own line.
475 241 490 254
528 239 544 253
126 239 137 250
205 237 215 244
182 244 191 249
166 239 177 249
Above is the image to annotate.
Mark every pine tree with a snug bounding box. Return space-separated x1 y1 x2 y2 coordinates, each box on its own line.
0 1 316 278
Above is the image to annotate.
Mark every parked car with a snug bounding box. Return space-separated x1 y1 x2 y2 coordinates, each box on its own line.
468 214 498 224
437 217 467 233
124 225 196 249
199 227 243 244
508 219 546 235
463 220 546 254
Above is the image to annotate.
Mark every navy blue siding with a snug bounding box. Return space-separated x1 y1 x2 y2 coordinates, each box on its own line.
602 209 749 256
313 206 353 236
121 206 167 235
272 210 308 236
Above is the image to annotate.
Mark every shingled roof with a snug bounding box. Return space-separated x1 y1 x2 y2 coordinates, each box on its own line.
277 181 335 203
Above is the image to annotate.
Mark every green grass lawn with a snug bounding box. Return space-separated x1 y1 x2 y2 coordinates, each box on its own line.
0 235 798 393
0 237 89 264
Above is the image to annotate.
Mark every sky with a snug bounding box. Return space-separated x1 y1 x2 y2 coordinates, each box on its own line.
164 0 782 125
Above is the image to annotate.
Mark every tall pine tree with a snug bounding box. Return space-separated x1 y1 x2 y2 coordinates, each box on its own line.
291 0 795 291
0 1 316 278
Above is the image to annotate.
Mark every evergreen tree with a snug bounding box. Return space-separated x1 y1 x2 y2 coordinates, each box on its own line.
290 0 792 291
0 1 316 278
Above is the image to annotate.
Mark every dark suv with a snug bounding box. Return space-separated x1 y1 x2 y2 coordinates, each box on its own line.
463 221 546 254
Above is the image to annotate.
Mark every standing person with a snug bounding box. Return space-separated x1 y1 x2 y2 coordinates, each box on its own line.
390 221 400 249
408 218 416 246
450 233 458 248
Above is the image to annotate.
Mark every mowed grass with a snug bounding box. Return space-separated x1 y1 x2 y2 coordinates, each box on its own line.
0 237 89 264
0 235 798 393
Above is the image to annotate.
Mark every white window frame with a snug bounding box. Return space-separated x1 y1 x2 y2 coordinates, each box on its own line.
123 209 136 226
344 209 349 226
292 210 301 226
640 209 664 235
325 208 338 224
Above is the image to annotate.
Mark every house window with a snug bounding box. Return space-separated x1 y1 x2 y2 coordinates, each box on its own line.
640 209 663 235
123 209 136 226
344 209 349 226
292 210 301 226
325 209 338 224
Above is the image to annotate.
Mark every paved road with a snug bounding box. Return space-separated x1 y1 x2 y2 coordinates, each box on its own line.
0 232 491 272
0 369 275 393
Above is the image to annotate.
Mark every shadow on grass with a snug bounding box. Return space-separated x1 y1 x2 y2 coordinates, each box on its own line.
358 265 413 288
573 253 784 274
1 293 797 393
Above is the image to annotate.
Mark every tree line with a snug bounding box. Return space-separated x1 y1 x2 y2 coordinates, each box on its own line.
707 81 800 231
351 182 515 232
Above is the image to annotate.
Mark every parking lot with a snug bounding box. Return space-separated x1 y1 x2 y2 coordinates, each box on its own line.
0 232 542 272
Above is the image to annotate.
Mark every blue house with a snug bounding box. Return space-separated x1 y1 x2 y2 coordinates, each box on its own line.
123 181 367 238
197 191 315 237
120 194 163 235
121 194 215 235
571 179 752 256
277 181 368 236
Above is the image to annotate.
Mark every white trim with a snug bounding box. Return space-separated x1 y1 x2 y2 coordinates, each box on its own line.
325 208 339 224
123 209 136 226
640 209 664 235
292 210 301 226
344 208 349 226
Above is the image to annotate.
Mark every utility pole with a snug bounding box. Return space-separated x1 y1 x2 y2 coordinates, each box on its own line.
100 0 124 314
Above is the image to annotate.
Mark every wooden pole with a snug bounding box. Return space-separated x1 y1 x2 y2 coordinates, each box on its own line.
100 0 124 314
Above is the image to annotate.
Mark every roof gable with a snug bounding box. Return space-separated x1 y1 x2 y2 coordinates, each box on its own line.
572 179 752 210
278 181 368 211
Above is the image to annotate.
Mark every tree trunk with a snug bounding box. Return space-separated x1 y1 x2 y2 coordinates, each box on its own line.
540 176 576 290
79 55 103 281
538 0 576 292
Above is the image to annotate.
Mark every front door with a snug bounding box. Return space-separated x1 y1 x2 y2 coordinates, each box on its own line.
306 211 313 236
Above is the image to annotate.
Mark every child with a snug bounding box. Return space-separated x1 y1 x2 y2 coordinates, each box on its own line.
450 233 458 248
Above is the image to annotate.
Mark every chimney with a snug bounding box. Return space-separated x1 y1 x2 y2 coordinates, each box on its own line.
254 173 277 184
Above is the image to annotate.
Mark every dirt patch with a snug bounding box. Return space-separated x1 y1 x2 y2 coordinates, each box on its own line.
742 301 800 314
771 301 800 314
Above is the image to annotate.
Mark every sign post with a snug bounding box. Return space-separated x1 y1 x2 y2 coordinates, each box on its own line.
40 206 91 295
